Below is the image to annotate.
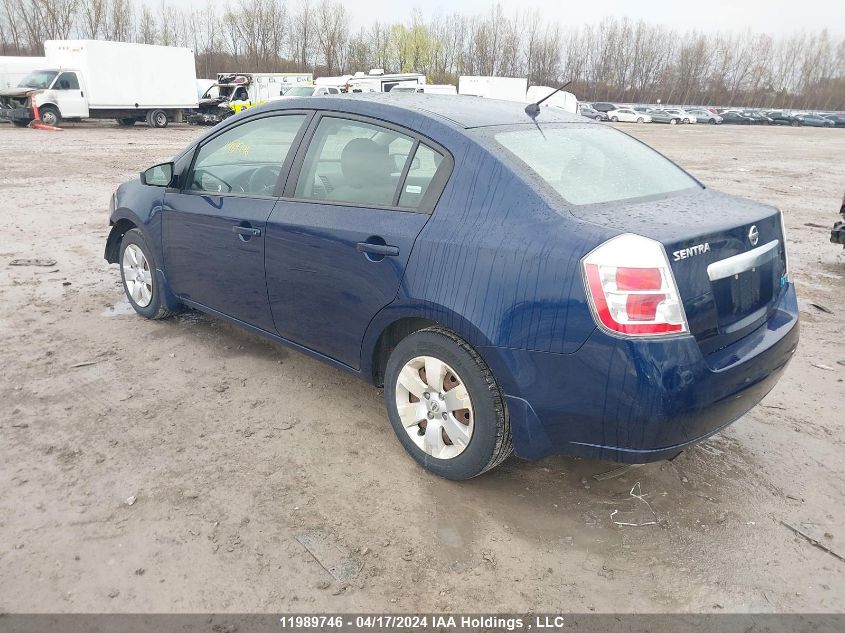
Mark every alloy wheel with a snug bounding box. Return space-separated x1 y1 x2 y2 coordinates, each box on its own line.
122 243 153 307
395 356 474 459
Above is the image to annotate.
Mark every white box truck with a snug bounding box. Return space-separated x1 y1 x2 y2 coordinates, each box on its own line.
0 40 197 128
458 76 527 102
526 85 578 114
0 56 47 91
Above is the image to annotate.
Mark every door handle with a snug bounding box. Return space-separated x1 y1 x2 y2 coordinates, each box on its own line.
356 242 399 256
233 225 261 237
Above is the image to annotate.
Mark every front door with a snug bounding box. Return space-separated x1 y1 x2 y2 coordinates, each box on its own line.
162 112 310 331
52 71 88 118
265 114 450 368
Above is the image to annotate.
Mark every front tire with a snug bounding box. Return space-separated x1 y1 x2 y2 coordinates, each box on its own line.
38 105 61 127
384 327 512 480
670 118 678 125
119 229 174 319
636 117 644 123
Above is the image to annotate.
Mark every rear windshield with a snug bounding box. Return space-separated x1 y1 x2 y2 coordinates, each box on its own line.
485 124 700 206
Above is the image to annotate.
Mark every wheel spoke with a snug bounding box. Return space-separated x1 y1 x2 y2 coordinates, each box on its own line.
397 401 427 428
141 269 153 284
127 246 139 266
130 280 142 302
442 413 471 449
444 384 470 412
398 365 427 399
423 420 445 457
424 356 447 391
139 283 152 305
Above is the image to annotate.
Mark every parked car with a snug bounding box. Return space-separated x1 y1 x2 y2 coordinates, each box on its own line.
579 104 607 121
663 108 697 124
606 107 651 123
105 95 798 480
591 102 619 113
741 111 773 125
766 111 802 126
720 111 755 124
832 192 845 247
688 109 722 124
794 113 835 128
822 113 845 127
636 107 680 125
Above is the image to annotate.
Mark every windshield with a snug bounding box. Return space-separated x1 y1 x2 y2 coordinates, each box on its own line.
285 86 315 97
19 70 58 89
486 124 700 206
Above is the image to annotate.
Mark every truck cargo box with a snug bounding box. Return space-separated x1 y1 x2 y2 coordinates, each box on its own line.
44 40 197 110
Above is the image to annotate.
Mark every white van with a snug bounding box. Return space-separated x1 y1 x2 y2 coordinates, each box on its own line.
346 69 426 93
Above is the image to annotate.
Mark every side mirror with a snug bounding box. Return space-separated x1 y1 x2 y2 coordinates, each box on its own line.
141 162 174 187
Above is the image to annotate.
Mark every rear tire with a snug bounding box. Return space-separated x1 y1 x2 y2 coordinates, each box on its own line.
119 229 175 320
384 327 512 480
610 116 619 122
670 118 678 125
146 109 168 128
594 115 602 121
636 117 644 123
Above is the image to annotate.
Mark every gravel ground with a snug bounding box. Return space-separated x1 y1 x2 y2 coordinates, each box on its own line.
0 120 843 613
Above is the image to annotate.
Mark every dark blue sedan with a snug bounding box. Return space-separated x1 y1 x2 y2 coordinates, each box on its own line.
105 94 799 480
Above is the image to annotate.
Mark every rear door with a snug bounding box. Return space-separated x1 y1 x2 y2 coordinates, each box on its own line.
162 111 310 331
265 113 452 368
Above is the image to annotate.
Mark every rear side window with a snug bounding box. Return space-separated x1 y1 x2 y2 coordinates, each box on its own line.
188 114 306 196
398 144 444 209
490 125 700 206
294 117 414 207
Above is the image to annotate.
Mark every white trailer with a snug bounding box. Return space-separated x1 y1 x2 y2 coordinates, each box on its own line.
0 40 198 127
526 85 578 114
458 76 527 102
0 56 47 90
346 70 426 93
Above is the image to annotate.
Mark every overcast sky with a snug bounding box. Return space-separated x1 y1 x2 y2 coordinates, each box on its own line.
340 0 845 36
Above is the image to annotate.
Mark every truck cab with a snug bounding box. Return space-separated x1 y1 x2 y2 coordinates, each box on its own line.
0 68 88 126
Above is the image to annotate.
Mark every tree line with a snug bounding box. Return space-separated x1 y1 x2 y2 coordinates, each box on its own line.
1 0 843 110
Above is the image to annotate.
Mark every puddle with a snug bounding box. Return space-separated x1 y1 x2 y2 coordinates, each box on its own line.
102 300 135 317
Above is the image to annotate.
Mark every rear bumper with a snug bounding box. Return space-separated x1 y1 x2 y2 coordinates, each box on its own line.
0 107 33 121
480 284 799 462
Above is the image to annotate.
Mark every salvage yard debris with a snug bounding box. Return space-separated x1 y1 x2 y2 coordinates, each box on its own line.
780 521 845 563
9 258 57 267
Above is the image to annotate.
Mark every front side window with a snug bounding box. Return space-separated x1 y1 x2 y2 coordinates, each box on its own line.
488 124 700 206
54 72 79 90
188 114 306 196
295 117 414 206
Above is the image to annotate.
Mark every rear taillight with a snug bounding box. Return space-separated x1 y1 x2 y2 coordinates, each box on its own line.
778 210 790 281
582 234 688 337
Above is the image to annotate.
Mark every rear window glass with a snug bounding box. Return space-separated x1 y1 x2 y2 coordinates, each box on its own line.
489 125 699 206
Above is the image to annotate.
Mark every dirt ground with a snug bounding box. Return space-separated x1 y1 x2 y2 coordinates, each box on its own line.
1 120 843 614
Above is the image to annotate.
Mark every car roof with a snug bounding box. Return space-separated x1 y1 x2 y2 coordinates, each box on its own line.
260 93 585 129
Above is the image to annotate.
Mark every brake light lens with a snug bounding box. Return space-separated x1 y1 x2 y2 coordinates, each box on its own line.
778 210 790 281
582 234 688 337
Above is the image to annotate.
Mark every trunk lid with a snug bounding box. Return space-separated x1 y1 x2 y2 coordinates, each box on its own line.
571 188 787 354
